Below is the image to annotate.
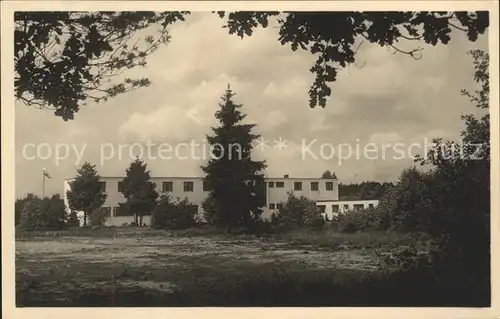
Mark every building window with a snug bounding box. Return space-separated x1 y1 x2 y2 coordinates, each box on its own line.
354 204 364 211
268 181 275 188
318 205 326 213
114 205 133 217
269 203 276 209
163 181 173 192
203 181 211 191
99 181 106 192
326 181 334 191
311 182 319 191
332 205 339 213
343 204 349 210
276 203 283 209
184 181 194 192
369 204 374 209
276 181 284 188
294 182 302 191
118 181 124 192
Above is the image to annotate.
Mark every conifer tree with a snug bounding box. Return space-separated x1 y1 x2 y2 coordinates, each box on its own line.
66 161 107 227
120 158 159 226
201 86 267 232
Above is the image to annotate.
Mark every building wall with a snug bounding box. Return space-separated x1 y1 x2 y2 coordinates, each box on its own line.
63 176 339 226
316 199 380 220
263 177 338 219
100 177 207 226
101 176 208 211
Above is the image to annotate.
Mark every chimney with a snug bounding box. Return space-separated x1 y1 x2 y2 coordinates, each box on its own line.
284 174 289 178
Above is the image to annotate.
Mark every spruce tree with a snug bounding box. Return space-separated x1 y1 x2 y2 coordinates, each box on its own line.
120 158 159 226
201 86 266 232
66 161 107 227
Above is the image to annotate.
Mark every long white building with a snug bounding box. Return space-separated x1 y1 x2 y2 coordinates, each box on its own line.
317 199 380 220
64 174 355 226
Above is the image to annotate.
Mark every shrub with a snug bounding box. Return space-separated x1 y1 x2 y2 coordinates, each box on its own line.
271 193 324 230
18 194 67 231
332 206 388 233
66 210 80 228
15 193 38 226
151 194 198 229
336 211 360 233
376 244 433 274
201 193 221 225
89 207 110 227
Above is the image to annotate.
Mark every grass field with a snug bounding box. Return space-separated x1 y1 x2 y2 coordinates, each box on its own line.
16 227 454 307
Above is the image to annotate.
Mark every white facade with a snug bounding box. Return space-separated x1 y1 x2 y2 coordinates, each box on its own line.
64 175 339 226
316 199 380 221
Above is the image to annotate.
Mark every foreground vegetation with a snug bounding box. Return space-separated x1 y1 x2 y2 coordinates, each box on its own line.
17 226 484 307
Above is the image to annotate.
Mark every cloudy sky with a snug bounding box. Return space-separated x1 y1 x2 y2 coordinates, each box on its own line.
15 12 488 198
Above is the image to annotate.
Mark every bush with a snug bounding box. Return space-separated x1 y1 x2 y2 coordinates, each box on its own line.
18 194 67 231
271 193 324 230
201 193 221 225
15 193 38 226
66 210 80 228
89 207 110 227
151 194 198 229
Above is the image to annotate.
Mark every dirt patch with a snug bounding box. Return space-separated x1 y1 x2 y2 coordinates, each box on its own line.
16 235 385 276
119 280 177 293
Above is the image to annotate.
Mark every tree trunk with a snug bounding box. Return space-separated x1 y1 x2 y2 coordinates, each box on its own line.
134 214 138 225
139 214 144 227
83 211 87 227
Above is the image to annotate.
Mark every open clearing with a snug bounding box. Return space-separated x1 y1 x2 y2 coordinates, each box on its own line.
15 229 431 306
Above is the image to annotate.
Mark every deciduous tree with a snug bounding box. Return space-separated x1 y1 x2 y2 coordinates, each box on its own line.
18 194 67 231
416 49 490 295
218 11 489 108
15 11 188 120
321 170 337 179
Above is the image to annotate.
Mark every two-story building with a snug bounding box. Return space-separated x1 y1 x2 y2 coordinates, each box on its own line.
63 174 340 226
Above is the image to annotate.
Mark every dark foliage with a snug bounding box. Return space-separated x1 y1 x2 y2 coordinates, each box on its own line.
201 87 267 232
219 11 488 108
15 11 188 120
151 195 198 230
120 158 159 226
18 11 488 121
271 193 325 230
66 210 80 228
415 49 490 300
15 193 38 226
321 170 337 179
18 194 67 231
66 161 107 227
339 181 395 200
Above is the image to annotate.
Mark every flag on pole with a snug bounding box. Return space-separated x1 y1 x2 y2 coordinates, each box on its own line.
43 168 51 179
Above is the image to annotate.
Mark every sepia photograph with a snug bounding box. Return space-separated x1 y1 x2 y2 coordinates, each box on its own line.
2 1 499 316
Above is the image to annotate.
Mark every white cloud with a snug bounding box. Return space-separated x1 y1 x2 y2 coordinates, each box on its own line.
118 105 202 142
15 12 488 197
369 132 402 145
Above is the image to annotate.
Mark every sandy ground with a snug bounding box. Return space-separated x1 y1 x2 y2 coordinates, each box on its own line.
16 235 383 271
16 234 389 305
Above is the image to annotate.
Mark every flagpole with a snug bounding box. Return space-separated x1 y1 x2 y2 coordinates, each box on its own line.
42 168 46 198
